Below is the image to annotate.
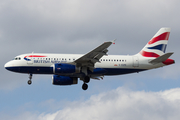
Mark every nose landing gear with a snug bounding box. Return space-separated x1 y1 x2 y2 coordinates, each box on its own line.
27 73 32 85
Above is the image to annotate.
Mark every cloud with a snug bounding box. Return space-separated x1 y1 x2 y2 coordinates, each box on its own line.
2 87 180 120
1 0 180 42
50 87 180 120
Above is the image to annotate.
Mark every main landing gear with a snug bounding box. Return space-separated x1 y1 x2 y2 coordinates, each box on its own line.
82 83 88 90
82 76 90 90
27 73 32 85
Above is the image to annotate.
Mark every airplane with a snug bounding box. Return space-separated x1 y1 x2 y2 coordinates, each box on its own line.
4 28 175 90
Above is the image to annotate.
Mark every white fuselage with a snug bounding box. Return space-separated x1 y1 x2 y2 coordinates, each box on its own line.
4 53 165 76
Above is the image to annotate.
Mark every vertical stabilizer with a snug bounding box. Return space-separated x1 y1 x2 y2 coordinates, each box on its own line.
139 28 171 58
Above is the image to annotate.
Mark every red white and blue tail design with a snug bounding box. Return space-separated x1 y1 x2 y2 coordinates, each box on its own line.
139 28 171 58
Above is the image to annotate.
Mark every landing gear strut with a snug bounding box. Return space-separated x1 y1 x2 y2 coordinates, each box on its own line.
27 73 32 85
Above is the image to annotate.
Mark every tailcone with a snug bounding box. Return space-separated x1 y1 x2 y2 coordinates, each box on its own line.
162 59 175 65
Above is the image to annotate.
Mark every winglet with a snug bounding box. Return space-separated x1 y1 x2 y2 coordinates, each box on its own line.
112 39 116 44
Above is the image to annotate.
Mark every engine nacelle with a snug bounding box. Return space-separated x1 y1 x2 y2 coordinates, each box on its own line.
53 63 80 74
52 75 78 85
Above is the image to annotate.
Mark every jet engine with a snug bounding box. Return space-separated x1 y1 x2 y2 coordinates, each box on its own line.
53 63 80 74
52 75 78 85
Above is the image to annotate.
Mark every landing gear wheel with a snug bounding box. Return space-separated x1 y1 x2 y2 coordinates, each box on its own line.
27 73 33 85
28 80 32 85
84 76 90 83
82 83 88 90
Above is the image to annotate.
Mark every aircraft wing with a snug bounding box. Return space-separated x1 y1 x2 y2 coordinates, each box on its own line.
74 40 116 71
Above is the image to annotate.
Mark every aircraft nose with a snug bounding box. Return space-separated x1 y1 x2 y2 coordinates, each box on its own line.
4 62 8 68
4 61 13 70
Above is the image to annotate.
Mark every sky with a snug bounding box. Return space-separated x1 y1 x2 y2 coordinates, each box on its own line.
0 0 180 120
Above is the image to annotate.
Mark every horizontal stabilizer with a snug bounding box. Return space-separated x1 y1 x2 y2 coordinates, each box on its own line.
149 52 174 64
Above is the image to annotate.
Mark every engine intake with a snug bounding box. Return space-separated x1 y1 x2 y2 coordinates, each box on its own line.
52 75 78 85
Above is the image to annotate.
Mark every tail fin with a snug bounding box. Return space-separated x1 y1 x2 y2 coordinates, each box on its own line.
139 28 171 58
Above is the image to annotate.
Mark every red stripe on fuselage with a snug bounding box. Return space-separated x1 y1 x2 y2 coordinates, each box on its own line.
26 55 47 58
148 32 170 44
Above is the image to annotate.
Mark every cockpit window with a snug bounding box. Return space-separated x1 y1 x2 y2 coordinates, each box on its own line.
14 57 21 60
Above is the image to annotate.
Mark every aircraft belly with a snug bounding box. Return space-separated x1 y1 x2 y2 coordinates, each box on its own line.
5 66 53 74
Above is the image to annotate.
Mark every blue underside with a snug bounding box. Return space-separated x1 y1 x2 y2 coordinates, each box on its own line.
5 66 147 76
